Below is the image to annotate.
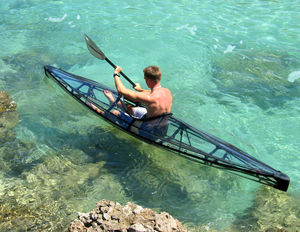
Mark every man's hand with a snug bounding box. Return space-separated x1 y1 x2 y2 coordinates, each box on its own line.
114 66 122 74
134 83 143 92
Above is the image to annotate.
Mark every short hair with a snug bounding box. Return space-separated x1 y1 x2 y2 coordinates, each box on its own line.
143 66 161 81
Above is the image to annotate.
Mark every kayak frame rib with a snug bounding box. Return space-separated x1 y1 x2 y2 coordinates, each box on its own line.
43 65 290 192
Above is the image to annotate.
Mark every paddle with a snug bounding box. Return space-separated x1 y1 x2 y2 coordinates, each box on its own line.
84 34 136 88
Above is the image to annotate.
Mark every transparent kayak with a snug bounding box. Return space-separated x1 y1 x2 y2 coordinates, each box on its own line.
44 65 290 191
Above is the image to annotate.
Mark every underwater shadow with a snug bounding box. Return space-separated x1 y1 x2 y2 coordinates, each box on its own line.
210 50 300 110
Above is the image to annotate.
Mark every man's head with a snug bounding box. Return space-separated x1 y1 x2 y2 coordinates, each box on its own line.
143 66 161 83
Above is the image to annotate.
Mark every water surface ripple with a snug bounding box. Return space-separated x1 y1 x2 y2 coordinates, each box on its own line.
0 0 299 231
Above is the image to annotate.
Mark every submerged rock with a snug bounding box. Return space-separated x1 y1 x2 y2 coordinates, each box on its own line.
230 186 300 232
0 91 18 142
69 200 188 232
211 49 300 110
0 91 17 113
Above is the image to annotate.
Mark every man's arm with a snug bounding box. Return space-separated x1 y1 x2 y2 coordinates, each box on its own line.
134 83 150 93
114 75 151 103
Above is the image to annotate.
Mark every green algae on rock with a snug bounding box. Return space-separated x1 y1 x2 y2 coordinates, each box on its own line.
0 91 18 143
230 186 300 232
0 91 17 113
0 144 130 232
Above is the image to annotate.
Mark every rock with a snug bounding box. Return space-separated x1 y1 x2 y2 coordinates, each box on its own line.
90 212 98 221
230 186 300 231
69 200 188 232
0 91 18 142
155 212 178 232
128 223 149 232
102 213 110 221
133 205 144 215
68 219 87 232
0 91 17 113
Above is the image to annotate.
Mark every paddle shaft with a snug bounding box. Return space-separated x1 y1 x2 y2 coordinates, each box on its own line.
104 57 136 87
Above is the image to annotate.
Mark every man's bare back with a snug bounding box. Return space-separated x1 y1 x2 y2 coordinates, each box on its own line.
113 65 172 119
142 86 172 118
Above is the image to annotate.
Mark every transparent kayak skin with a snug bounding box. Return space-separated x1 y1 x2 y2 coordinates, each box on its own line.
44 65 290 191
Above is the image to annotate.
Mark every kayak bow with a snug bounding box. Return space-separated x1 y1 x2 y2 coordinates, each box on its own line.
44 65 290 192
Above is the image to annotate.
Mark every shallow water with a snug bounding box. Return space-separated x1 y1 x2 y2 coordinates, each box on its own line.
0 0 300 231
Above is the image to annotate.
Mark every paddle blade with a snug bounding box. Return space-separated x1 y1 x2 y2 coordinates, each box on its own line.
85 34 106 60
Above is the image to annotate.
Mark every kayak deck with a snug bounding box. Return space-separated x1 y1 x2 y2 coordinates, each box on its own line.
44 65 290 191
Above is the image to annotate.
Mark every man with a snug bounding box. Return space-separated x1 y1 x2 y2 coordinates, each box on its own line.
112 65 172 119
91 65 172 122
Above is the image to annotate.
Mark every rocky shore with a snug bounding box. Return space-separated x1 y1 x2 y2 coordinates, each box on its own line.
69 200 188 232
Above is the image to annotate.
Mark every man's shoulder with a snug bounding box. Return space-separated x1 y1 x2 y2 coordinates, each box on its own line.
162 87 172 95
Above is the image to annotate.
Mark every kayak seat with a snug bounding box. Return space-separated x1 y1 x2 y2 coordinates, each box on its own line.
129 113 172 141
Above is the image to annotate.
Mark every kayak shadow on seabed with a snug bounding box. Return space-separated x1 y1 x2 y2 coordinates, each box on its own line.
33 116 300 231
40 120 241 220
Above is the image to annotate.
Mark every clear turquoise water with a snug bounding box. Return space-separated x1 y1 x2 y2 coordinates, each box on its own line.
0 0 300 231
